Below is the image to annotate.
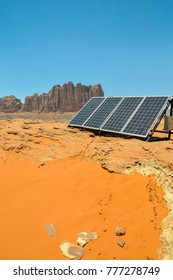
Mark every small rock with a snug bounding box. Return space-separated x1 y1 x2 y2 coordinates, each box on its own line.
14 144 26 153
89 133 95 137
117 239 125 248
17 144 24 149
115 227 126 236
24 121 40 124
77 231 98 247
35 140 41 144
7 130 18 135
45 223 56 237
2 145 14 151
60 241 85 259
22 125 31 129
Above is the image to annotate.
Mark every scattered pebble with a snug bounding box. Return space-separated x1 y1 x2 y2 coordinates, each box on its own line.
22 125 31 129
60 241 85 260
77 231 98 247
117 239 125 248
45 223 56 237
35 140 41 144
115 227 126 236
7 130 18 135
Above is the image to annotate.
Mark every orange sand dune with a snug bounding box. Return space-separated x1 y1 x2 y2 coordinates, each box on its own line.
0 156 167 260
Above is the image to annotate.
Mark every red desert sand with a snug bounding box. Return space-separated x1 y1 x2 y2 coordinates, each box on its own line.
0 117 172 260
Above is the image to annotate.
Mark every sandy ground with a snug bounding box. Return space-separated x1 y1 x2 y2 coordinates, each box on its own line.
0 115 172 260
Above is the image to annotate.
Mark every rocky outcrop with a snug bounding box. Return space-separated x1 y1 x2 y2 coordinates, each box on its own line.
0 82 104 113
23 82 104 113
0 96 22 113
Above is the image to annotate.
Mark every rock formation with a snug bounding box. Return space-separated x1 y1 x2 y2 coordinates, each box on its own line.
0 82 104 113
0 95 22 113
23 82 104 113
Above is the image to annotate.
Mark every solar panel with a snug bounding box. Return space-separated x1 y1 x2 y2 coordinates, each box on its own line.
69 95 172 140
83 97 122 129
122 96 169 137
69 97 104 126
101 97 144 132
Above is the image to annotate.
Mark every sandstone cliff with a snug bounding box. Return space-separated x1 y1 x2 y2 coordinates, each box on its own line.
0 95 22 113
0 82 104 113
23 82 104 113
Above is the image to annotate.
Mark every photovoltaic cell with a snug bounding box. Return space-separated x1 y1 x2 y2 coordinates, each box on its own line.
83 97 122 129
101 97 143 132
69 97 104 126
123 96 168 136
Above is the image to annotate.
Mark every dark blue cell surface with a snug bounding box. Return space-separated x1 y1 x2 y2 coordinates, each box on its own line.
123 96 168 136
102 97 143 132
69 97 104 126
83 97 122 129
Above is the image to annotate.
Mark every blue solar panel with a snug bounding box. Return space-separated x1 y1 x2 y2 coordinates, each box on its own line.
69 95 171 139
101 97 143 132
83 97 122 129
122 96 169 136
69 97 104 126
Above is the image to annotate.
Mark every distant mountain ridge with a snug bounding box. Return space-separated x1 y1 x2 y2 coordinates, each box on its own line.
0 82 104 113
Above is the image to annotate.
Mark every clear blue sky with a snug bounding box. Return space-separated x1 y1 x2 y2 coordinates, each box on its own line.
0 0 173 102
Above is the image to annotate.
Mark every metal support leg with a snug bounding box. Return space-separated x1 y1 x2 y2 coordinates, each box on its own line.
168 101 173 139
